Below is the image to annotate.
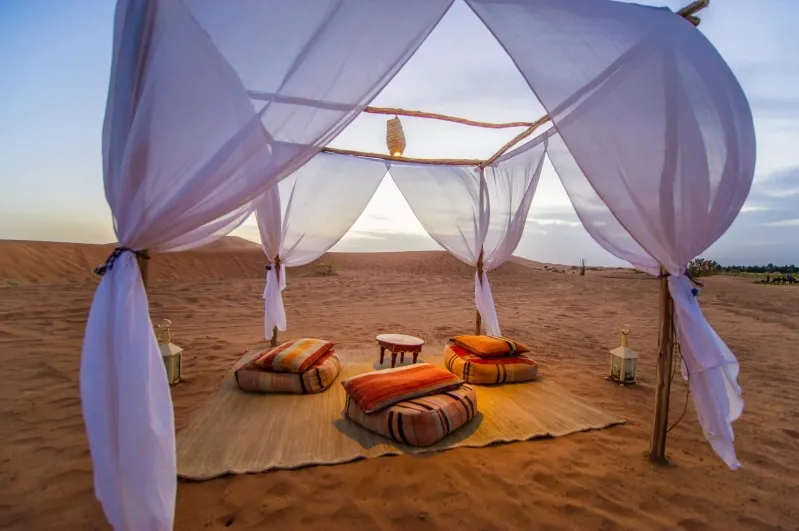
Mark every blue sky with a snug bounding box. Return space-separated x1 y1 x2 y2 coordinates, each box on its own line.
1 0 797 266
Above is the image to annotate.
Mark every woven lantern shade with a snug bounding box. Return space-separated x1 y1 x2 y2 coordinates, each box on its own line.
386 115 406 157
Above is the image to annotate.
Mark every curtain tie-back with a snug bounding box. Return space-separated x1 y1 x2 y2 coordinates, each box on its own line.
265 255 281 272
684 271 705 290
659 269 703 297
93 247 149 276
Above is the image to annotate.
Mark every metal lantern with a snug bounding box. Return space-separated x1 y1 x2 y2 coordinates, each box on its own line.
607 324 638 386
154 319 183 385
386 115 406 157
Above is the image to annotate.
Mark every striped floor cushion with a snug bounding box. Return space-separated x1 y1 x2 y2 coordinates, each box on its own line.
344 384 477 447
235 351 341 394
444 344 538 385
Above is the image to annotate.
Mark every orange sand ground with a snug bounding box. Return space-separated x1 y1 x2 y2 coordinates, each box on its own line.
1 237 798 530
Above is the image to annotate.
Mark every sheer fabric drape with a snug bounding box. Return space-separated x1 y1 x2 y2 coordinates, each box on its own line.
391 135 547 336
470 0 755 468
81 2 453 530
256 153 388 340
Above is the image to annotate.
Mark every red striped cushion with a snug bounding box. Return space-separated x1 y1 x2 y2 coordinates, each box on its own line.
341 363 463 414
344 385 477 447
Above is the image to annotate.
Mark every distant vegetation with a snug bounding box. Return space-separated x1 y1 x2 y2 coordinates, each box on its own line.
687 258 797 284
314 260 336 275
687 258 720 277
719 263 797 274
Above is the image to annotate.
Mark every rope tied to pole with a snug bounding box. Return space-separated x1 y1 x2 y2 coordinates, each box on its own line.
266 255 282 271
656 266 694 434
657 269 703 297
684 271 704 296
667 333 691 434
94 247 150 276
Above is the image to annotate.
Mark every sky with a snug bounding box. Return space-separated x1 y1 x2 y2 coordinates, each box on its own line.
0 1 797 267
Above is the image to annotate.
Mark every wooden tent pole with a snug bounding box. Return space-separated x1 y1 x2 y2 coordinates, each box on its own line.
649 269 675 463
475 249 484 335
321 147 484 166
677 0 709 26
677 0 709 18
270 255 281 347
480 114 551 168
363 106 539 129
136 249 151 293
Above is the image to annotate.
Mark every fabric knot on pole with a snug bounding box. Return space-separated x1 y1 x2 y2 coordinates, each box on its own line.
685 271 705 289
93 247 149 276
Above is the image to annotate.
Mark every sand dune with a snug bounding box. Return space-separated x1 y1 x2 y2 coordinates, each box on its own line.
1 238 798 530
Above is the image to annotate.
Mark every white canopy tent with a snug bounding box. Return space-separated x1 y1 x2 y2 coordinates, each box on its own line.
256 152 388 343
82 1 754 529
259 131 548 342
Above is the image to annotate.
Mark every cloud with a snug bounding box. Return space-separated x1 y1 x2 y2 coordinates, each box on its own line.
742 166 799 217
333 230 439 253
705 166 799 264
527 218 582 227
762 219 799 227
740 205 770 213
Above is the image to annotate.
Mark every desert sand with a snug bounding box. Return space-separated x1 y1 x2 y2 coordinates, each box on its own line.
1 237 798 530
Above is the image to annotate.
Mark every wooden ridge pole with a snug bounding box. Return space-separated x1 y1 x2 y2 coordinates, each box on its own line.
677 0 709 26
270 255 281 347
321 147 484 166
475 249 484 335
363 106 539 129
677 0 709 17
649 269 675 463
481 115 551 168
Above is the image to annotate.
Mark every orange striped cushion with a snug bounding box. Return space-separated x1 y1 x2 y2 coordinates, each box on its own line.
449 335 529 358
342 363 463 415
444 344 538 385
253 338 334 373
237 351 340 394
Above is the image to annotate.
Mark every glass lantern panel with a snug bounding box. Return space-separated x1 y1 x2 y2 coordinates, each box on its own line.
611 356 621 379
624 358 635 382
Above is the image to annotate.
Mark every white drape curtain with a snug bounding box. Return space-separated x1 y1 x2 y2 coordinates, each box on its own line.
82 1 453 530
470 0 755 468
256 153 388 340
391 135 547 336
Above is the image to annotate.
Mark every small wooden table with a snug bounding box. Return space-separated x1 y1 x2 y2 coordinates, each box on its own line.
376 334 425 368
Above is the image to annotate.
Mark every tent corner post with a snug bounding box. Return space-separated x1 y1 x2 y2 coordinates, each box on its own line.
137 249 151 293
270 327 278 347
270 255 282 348
649 269 675 464
475 249 484 336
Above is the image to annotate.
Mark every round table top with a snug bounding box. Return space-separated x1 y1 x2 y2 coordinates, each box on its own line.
376 333 424 347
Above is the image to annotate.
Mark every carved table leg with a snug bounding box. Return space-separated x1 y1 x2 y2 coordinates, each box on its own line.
413 351 419 364
400 351 405 364
379 345 385 365
391 351 398 368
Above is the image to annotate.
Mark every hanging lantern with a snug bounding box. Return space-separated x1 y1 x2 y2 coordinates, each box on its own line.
386 115 406 157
